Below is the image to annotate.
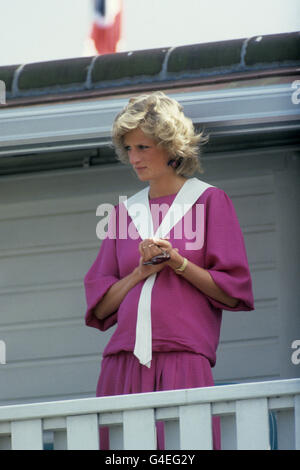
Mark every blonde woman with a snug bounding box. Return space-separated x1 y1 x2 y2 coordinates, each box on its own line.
84 92 254 450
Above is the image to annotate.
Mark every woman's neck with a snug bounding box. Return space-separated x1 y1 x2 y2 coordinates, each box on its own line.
148 176 188 199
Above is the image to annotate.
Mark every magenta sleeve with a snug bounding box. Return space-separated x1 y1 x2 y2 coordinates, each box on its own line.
204 189 254 312
84 209 120 331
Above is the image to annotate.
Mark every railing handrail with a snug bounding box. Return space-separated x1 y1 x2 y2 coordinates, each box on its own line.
0 378 299 423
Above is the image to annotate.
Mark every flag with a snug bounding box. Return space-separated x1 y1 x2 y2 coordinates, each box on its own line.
90 0 122 55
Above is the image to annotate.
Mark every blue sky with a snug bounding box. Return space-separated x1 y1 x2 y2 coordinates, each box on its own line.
0 0 299 66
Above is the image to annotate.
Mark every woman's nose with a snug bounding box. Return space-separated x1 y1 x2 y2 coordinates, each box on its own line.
128 149 140 165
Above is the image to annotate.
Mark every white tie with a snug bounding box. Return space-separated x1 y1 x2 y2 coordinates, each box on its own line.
123 178 214 367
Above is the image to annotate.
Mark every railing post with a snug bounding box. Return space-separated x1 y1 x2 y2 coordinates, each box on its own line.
236 398 270 450
179 404 213 450
123 409 156 450
11 419 43 450
66 414 99 450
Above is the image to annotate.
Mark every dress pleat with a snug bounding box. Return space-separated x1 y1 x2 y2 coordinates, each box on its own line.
96 351 221 450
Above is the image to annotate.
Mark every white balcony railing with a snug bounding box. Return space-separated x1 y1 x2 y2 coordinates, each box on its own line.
0 379 299 450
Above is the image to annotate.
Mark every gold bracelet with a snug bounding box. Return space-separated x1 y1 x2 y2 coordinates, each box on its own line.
175 257 188 273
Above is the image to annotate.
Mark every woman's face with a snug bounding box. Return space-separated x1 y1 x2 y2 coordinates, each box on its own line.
123 128 171 182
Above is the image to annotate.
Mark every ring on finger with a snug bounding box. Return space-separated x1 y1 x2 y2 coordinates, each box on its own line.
142 243 155 249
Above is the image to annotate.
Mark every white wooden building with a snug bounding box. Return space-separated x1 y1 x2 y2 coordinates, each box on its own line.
0 31 299 449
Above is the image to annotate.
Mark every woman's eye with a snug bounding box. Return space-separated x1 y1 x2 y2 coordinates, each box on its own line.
124 145 149 152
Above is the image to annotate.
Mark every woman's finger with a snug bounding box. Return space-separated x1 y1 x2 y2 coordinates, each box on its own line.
152 238 173 251
140 239 160 261
138 240 146 257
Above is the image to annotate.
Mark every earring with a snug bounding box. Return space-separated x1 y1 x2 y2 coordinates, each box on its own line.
167 158 183 169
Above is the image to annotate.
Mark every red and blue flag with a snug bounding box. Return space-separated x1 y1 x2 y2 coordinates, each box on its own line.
90 0 122 54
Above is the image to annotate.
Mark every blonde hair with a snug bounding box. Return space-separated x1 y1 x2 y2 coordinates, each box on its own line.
111 91 208 177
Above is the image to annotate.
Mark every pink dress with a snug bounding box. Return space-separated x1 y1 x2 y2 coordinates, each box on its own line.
84 186 255 449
